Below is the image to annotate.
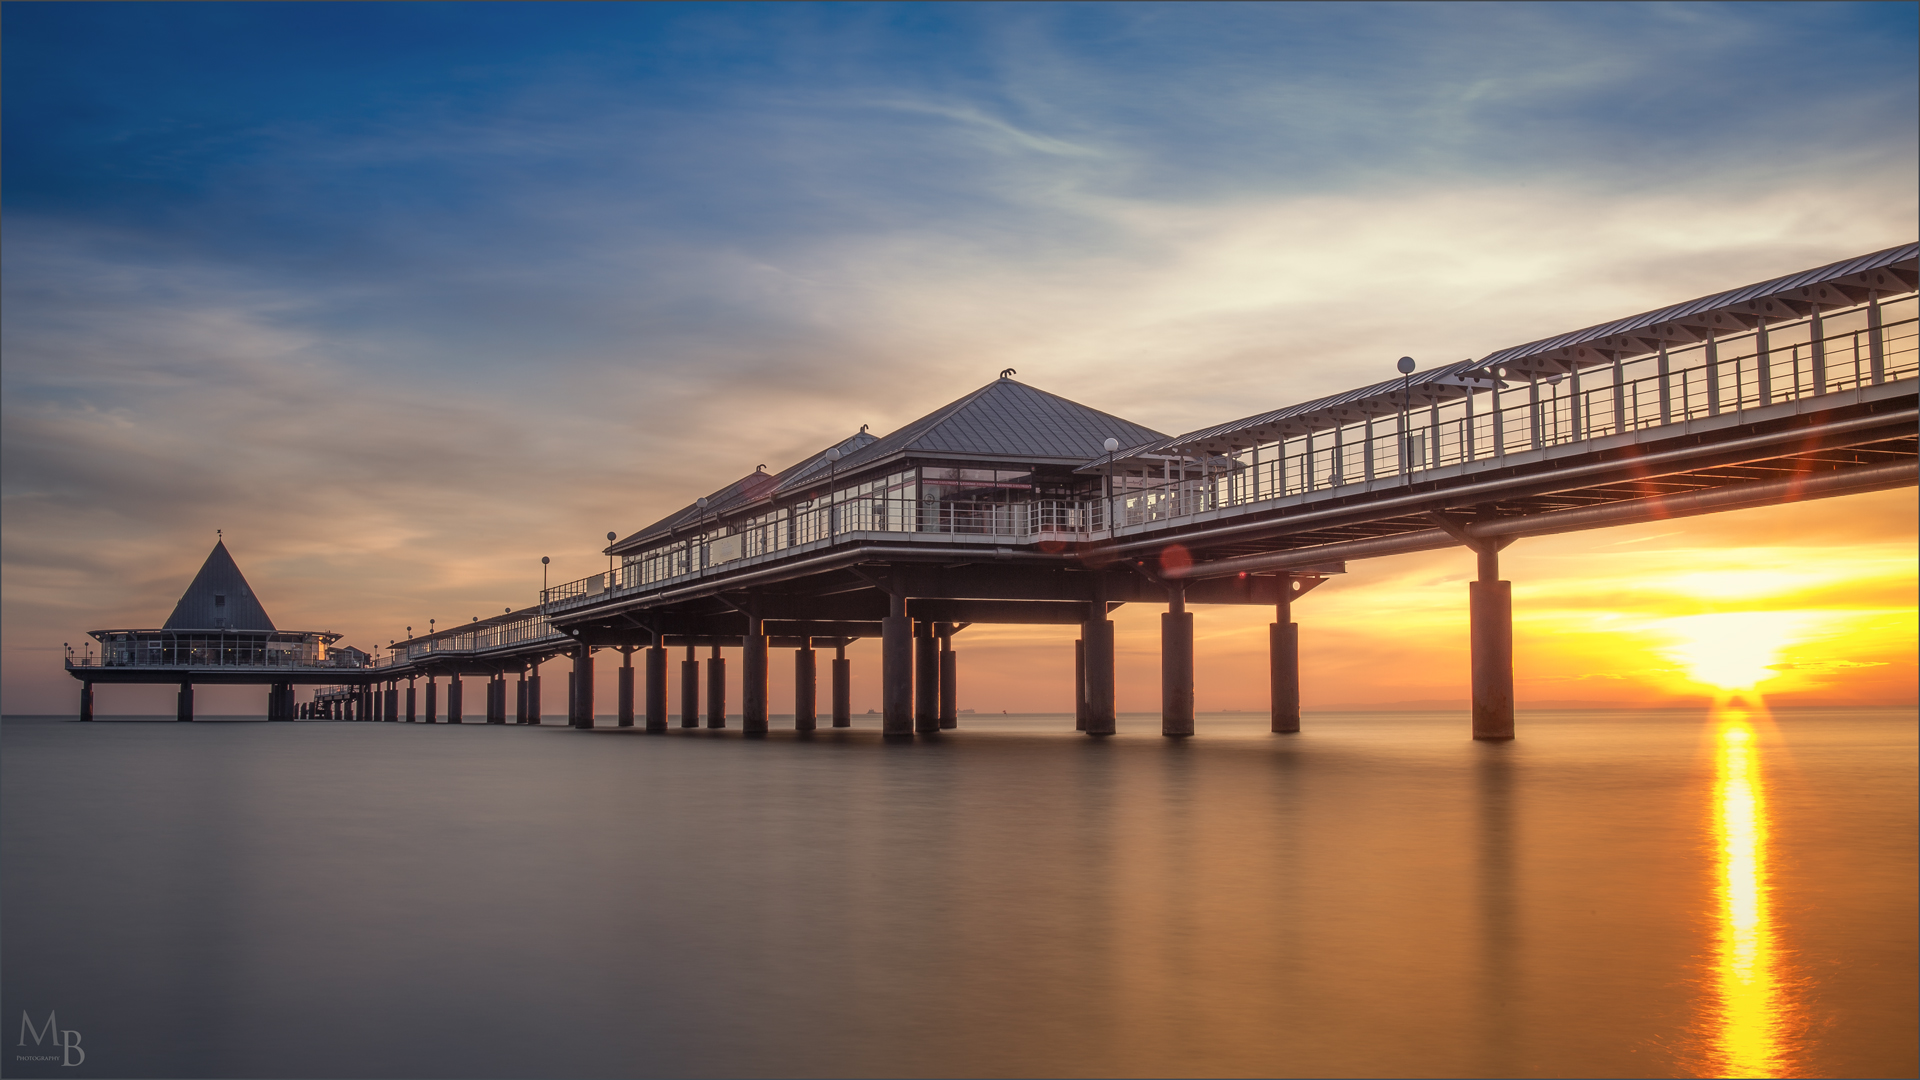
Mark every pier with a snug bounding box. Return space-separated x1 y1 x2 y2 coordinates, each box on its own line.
68 244 1919 735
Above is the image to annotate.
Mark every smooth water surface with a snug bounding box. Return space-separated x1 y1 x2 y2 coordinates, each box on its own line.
3 708 1914 1078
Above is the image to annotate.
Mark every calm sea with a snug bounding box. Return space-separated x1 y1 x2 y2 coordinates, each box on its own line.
2 707 1913 1078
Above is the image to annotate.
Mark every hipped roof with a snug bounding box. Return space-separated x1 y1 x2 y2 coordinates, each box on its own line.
609 377 1166 555
162 541 276 631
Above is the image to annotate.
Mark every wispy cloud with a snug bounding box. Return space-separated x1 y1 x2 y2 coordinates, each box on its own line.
4 1 1915 710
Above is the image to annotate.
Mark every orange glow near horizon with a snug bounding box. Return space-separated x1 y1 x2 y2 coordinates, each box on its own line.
1659 612 1806 693
1695 706 1799 1078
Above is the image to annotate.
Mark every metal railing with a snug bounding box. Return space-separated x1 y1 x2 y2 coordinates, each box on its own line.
379 614 565 666
539 291 1915 613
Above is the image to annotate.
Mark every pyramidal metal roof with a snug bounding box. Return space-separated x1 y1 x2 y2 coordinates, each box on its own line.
828 377 1166 473
607 378 1167 554
162 541 277 632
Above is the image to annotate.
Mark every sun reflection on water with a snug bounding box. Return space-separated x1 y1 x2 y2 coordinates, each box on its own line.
1698 706 1798 1077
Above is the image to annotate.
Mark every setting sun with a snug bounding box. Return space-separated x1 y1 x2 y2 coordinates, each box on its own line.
1658 613 1808 693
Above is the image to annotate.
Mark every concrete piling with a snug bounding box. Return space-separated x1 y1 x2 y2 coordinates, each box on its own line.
882 592 913 737
795 645 817 732
681 645 700 728
831 643 851 728
705 645 726 728
743 621 769 734
938 625 957 730
618 647 636 728
914 620 939 734
1083 616 1116 736
645 644 668 732
1271 580 1300 734
1471 546 1516 741
1162 604 1194 738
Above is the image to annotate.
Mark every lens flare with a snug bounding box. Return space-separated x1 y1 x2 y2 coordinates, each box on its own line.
1694 708 1799 1077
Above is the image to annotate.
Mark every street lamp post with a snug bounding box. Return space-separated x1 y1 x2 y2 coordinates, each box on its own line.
607 531 618 590
540 557 550 615
1102 437 1120 532
695 496 709 571
1397 356 1416 483
824 447 842 540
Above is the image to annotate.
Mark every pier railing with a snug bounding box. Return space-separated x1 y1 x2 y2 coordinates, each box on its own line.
538 291 1914 616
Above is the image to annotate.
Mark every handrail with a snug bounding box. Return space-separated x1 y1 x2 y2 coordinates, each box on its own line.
524 292 1914 617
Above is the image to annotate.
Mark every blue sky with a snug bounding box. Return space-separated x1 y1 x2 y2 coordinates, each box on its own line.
4 2 1915 710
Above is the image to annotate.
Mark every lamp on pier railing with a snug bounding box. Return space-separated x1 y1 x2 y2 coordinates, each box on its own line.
540 557 550 612
824 448 842 539
695 497 710 570
607 531 618 587
1103 438 1120 531
1397 356 1417 483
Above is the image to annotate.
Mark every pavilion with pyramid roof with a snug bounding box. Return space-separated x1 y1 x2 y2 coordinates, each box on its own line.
478 372 1306 737
67 539 374 721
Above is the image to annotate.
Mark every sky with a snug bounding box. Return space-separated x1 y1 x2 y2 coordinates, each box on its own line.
4 1 1915 715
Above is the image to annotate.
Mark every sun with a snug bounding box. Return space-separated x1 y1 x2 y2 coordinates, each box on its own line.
1659 612 1806 692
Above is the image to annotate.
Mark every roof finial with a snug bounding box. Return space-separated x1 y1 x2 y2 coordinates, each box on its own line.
217 529 222 540
1000 368 1016 380
860 424 869 434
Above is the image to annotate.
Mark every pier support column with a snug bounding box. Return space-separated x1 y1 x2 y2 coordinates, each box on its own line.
490 675 507 724
80 681 94 722
914 620 939 734
1074 637 1088 731
618 647 636 728
705 646 727 728
882 592 913 737
794 644 817 732
406 679 417 723
427 677 439 723
938 625 957 730
527 662 542 725
645 644 668 732
681 645 700 728
1471 546 1516 741
177 681 194 722
1083 614 1116 736
1271 580 1300 734
574 647 595 729
515 674 528 724
1162 590 1194 738
743 619 769 734
831 642 851 728
386 684 398 723
448 674 464 724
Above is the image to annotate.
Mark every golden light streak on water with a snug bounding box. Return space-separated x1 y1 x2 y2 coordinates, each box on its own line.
1699 705 1798 1078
